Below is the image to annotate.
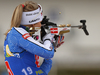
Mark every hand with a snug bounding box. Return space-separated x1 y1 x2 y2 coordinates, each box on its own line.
43 33 55 42
54 35 64 49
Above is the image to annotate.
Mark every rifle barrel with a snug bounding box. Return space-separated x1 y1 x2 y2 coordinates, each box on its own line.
71 25 82 28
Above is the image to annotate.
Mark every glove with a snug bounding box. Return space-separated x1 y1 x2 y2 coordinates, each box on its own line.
43 33 55 42
54 35 64 49
43 33 55 51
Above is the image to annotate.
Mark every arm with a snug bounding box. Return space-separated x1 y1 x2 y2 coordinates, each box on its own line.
8 27 54 59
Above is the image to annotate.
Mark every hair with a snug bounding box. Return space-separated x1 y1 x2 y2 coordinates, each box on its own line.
5 1 38 36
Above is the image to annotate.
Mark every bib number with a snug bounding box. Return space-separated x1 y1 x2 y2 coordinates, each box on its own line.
22 67 33 75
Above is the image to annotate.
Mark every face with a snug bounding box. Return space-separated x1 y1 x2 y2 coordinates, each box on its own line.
23 21 42 36
33 21 42 27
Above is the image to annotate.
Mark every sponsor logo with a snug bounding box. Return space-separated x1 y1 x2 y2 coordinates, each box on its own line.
33 12 39 15
50 28 58 34
35 55 40 68
26 13 32 16
29 18 40 23
36 70 43 75
22 33 31 39
26 12 39 16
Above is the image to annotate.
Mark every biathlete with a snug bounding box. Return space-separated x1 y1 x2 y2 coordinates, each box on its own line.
4 1 55 75
4 1 64 75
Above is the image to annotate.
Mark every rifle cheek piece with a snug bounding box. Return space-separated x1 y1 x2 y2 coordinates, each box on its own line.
59 30 70 35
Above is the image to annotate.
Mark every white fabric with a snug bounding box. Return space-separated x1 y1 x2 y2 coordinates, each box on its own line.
43 40 52 51
43 33 54 41
21 4 43 25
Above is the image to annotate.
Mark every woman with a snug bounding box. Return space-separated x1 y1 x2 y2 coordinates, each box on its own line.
4 1 55 75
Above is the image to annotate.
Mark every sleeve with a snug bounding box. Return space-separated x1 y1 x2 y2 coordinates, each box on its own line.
40 59 52 75
9 27 54 59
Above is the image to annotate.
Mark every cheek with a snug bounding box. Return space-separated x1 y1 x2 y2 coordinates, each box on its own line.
34 23 41 27
38 23 41 27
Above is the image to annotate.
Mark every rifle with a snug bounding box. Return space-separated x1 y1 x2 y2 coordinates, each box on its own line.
41 16 89 38
41 16 89 51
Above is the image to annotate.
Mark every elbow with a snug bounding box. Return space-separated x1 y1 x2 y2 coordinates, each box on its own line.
50 52 54 58
45 50 54 59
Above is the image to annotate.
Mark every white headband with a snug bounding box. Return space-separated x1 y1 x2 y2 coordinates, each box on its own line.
21 4 43 25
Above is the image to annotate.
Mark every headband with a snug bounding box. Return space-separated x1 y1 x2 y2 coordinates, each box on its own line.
21 4 43 25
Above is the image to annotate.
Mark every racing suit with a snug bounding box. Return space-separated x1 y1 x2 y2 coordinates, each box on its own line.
4 26 54 75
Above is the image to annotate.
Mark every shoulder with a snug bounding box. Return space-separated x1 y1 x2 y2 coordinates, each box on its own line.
13 27 29 35
8 27 30 41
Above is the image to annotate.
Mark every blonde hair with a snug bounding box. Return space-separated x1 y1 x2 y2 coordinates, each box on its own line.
5 1 38 36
